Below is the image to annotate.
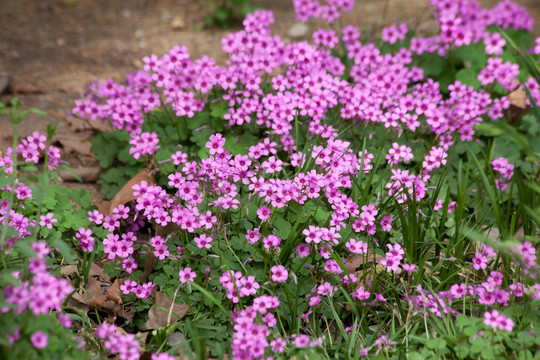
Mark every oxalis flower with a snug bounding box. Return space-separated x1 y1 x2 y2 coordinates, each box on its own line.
484 309 514 332
31 330 48 349
179 267 196 283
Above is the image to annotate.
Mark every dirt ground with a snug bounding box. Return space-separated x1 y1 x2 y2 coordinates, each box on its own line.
1 0 539 198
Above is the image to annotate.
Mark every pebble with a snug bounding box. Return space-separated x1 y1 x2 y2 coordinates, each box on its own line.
288 23 309 39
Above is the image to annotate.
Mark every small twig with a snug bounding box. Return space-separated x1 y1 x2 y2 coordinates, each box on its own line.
167 286 181 327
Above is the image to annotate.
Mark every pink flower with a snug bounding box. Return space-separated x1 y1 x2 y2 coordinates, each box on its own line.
31 331 48 349
261 156 283 174
483 32 505 55
206 133 226 155
194 234 213 249
380 256 400 272
270 265 289 283
121 279 137 294
270 337 286 353
345 238 367 254
294 334 310 348
402 263 418 274
472 252 488 270
297 243 310 258
88 209 104 224
39 213 57 229
484 309 514 331
380 216 393 231
59 313 72 328
245 228 260 244
257 205 271 220
240 275 260 296
179 267 196 283
262 234 281 249
351 286 370 301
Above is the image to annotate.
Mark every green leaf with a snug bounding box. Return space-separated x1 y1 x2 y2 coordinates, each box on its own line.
190 128 215 147
475 122 506 137
225 135 248 155
273 218 292 239
453 42 488 65
246 201 259 220
418 52 446 77
163 264 176 278
315 207 329 225
426 338 446 350
464 326 480 337
230 236 244 251
456 313 472 327
210 101 228 118
52 238 76 264
456 67 481 89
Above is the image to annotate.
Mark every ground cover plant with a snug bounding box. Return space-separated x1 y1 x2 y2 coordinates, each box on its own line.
2 0 540 359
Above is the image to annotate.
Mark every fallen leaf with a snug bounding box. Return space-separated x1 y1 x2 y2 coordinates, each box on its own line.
8 78 44 94
507 85 530 124
137 332 149 345
508 85 527 109
61 263 131 321
171 17 185 30
60 264 79 277
59 166 101 182
66 115 113 133
140 290 189 330
167 331 185 348
0 135 13 156
0 74 13 95
93 200 111 217
156 223 183 238
54 134 93 155
105 279 123 304
344 254 383 273
109 168 154 216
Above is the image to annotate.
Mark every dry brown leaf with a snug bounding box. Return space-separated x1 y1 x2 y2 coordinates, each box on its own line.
60 264 79 277
94 200 111 217
156 223 183 238
507 85 530 124
140 290 189 330
59 166 101 182
0 135 12 156
344 253 383 273
65 278 90 314
84 273 109 308
105 279 123 304
141 251 157 283
67 116 113 133
54 134 93 155
109 168 154 215
61 263 132 321
508 85 527 109
0 74 13 95
9 78 44 94
137 332 149 345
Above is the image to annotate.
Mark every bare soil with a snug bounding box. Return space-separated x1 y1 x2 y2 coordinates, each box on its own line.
1 0 539 199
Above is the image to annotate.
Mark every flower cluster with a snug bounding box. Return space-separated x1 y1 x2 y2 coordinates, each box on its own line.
95 323 140 360
380 243 405 272
491 157 514 191
478 57 520 91
2 242 72 316
291 0 354 23
0 131 61 173
484 309 514 331
220 270 261 303
64 0 540 357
